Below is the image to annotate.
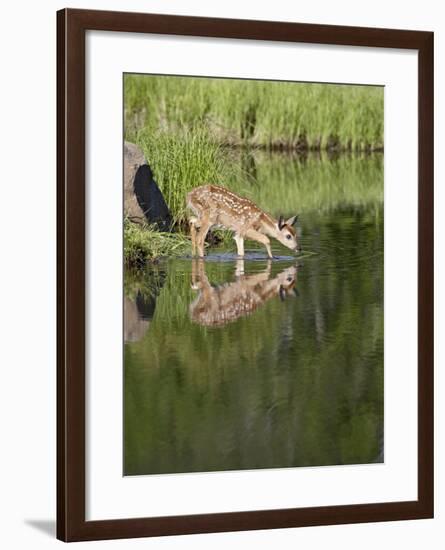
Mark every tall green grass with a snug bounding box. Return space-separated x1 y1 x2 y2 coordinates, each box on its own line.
125 75 384 150
137 127 237 223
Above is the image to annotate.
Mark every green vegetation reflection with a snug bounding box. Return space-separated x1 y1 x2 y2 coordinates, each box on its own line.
124 206 383 475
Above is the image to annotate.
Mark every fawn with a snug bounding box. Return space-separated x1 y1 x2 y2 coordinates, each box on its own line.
189 259 299 327
186 185 301 258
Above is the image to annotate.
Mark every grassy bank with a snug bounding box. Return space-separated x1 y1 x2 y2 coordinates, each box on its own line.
136 128 236 224
124 221 191 265
125 75 384 151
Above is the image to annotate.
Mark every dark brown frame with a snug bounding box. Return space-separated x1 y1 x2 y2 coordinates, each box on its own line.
57 8 434 542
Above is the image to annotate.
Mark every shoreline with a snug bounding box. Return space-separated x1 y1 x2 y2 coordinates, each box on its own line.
219 141 384 154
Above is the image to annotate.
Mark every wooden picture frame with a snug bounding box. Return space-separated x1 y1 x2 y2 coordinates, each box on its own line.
57 8 434 542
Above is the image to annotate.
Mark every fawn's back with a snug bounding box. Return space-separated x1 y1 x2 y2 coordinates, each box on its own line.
187 185 267 232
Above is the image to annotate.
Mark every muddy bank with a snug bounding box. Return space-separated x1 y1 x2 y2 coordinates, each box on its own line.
220 139 384 154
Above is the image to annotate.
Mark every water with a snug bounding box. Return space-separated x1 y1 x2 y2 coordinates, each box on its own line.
124 154 384 476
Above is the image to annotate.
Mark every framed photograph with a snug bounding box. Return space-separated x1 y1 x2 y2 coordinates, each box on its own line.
57 8 434 542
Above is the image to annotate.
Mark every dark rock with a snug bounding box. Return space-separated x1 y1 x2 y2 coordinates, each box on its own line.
124 141 172 230
133 165 172 231
124 142 146 222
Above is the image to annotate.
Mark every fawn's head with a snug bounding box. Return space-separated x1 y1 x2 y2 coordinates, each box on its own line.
274 215 301 252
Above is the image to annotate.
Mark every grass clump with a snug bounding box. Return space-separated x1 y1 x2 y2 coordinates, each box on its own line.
136 127 239 224
124 221 191 265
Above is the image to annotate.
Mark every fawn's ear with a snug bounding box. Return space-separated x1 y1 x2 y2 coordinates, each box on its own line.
286 215 299 227
278 215 285 230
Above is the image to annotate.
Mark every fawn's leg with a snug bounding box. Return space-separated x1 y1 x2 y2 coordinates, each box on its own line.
196 215 211 257
233 234 244 257
189 217 199 257
245 229 272 259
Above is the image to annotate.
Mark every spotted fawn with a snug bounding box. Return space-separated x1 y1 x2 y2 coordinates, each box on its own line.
187 184 301 258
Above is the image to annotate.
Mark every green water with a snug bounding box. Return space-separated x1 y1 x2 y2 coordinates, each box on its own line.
124 154 384 476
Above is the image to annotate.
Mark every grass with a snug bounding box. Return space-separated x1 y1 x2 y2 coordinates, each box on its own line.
125 75 384 151
124 221 191 265
136 127 237 224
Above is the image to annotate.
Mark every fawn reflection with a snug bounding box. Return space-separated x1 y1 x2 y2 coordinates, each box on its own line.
189 259 299 327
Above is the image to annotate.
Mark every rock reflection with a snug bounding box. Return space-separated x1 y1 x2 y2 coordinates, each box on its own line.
189 259 299 327
124 294 151 343
124 271 166 342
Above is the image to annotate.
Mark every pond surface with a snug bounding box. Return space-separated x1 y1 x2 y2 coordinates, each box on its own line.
124 154 384 476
